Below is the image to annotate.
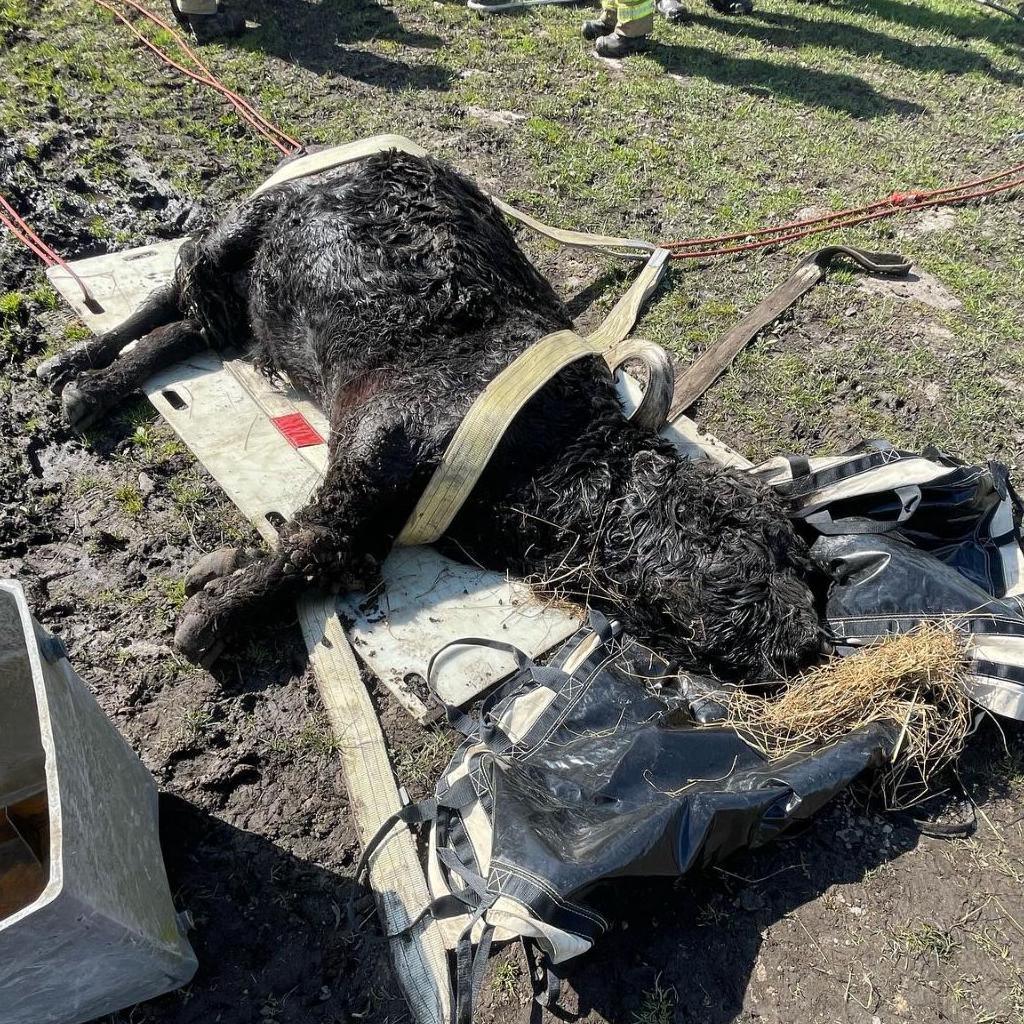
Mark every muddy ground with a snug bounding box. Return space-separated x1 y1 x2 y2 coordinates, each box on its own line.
3 0 1024 1022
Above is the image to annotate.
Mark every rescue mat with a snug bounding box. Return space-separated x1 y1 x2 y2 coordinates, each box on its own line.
758 440 1024 720
360 615 895 1024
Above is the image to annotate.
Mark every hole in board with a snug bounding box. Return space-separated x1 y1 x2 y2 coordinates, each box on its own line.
265 511 286 530
404 673 430 701
161 389 187 411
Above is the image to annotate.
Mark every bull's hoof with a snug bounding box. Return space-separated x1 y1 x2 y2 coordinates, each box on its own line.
184 546 260 597
61 383 98 431
174 594 225 666
37 351 77 392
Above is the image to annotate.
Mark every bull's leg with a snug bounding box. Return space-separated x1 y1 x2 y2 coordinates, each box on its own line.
37 282 181 392
172 409 443 664
61 319 205 429
172 517 369 664
184 546 263 597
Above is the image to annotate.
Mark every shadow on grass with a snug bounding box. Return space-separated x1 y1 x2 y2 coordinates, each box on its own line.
831 0 1024 56
648 40 927 117
690 7 1024 88
231 0 453 92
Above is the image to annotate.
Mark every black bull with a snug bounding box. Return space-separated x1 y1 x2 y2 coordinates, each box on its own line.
41 151 825 681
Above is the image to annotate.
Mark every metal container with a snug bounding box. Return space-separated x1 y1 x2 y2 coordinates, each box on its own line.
0 579 197 1024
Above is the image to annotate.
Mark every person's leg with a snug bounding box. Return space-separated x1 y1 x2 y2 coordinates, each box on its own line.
172 0 246 40
582 0 617 39
594 0 653 56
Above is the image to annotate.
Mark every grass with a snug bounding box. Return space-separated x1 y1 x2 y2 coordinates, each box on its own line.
132 423 185 465
178 704 214 745
156 575 188 611
393 731 458 789
721 623 972 808
890 922 961 965
633 975 676 1024
491 957 520 999
3 0 1022 470
266 715 341 758
113 482 144 516
2 4 1024 1023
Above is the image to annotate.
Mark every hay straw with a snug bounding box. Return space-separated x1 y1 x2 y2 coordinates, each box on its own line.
720 622 974 809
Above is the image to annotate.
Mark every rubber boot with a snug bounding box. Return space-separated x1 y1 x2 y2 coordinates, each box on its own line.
595 30 650 56
656 0 688 19
172 0 246 40
582 8 617 39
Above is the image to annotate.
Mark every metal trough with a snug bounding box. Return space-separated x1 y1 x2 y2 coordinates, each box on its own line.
0 580 197 1024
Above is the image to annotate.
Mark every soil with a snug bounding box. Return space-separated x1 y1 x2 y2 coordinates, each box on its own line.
3 6 1024 1024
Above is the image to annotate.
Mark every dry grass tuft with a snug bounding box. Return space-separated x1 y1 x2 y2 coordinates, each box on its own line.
722 623 974 809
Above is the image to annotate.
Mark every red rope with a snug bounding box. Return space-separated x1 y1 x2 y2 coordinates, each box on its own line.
0 195 101 309
663 165 1024 259
3 0 303 304
89 0 301 155
6 0 1023 283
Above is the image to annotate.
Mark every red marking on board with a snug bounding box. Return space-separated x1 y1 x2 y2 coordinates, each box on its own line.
271 413 325 448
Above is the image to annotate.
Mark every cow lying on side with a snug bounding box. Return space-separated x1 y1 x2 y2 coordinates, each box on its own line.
41 151 825 681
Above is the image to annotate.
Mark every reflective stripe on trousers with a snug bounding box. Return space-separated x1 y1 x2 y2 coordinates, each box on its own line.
601 0 655 35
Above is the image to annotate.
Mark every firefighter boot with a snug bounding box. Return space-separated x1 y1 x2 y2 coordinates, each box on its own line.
594 29 651 56
172 0 246 40
583 4 617 39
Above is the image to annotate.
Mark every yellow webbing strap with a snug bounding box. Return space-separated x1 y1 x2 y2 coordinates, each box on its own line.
397 248 670 547
251 134 428 196
489 196 654 260
589 246 669 355
396 330 596 546
249 135 655 258
249 133 666 551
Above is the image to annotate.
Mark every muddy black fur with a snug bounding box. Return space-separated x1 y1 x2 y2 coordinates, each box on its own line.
46 151 825 681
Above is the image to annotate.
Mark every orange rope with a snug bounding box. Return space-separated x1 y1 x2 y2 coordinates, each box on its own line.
89 0 301 155
0 195 101 310
5 0 1023 283
663 166 1024 260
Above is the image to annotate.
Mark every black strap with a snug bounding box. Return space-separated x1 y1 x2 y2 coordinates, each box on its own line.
970 658 1024 687
775 449 907 500
889 799 978 839
390 893 475 938
455 903 497 1024
354 798 439 882
355 773 481 882
427 637 532 736
785 454 811 480
522 938 563 1010
795 483 922 536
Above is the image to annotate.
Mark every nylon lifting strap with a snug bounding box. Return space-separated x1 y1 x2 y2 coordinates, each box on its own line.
667 245 912 419
251 134 656 260
397 248 670 547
